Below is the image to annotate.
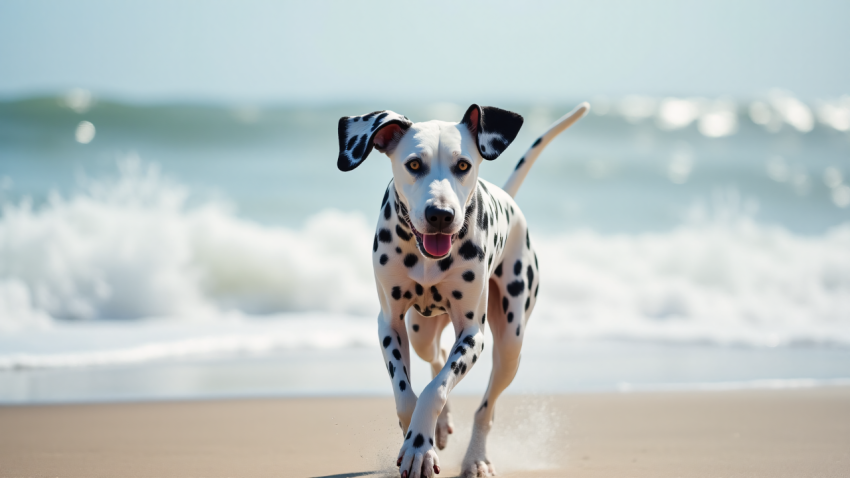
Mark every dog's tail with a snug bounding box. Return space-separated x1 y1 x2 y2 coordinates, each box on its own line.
502 102 590 198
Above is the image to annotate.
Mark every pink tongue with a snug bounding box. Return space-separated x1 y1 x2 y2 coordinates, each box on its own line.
423 233 452 257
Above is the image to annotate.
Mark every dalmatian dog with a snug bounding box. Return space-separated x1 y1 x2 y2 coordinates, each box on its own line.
336 102 588 478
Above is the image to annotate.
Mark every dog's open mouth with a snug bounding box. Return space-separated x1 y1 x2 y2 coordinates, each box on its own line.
407 220 455 258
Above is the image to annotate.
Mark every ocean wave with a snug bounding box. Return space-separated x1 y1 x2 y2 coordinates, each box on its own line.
0 315 375 370
1 160 849 348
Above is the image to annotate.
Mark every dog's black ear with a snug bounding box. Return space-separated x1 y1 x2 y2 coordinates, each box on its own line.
460 105 524 160
337 110 412 171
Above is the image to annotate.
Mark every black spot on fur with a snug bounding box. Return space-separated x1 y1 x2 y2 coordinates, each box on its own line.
391 286 401 300
406 430 412 440
403 365 409 380
429 437 434 446
462 270 475 282
412 324 419 332
388 361 395 378
450 361 457 370
535 284 540 297
488 255 493 268
454 346 467 356
463 335 476 347
493 234 498 247
392 348 401 360
415 283 423 296
396 225 411 241
382 336 391 348
516 325 521 336
527 265 534 291
476 188 485 230
525 297 530 311
472 354 478 363
478 400 488 411
384 203 391 220
399 313 404 321
414 304 421 311
438 255 454 271
458 241 484 261
514 260 522 275
413 433 424 448
465 311 474 320
378 229 392 243
502 297 509 313
507 280 525 297
399 380 407 392
515 157 525 170
404 290 412 299
352 134 368 159
372 112 389 130
495 262 503 277
452 290 463 300
535 253 539 269
532 137 542 148
526 229 531 249
461 363 468 374
379 254 388 265
481 314 486 324
381 187 390 207
346 135 358 151
373 235 378 252
395 247 402 254
507 312 514 323
403 254 418 268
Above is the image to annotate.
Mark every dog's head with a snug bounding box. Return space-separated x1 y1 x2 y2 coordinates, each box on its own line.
338 106 523 259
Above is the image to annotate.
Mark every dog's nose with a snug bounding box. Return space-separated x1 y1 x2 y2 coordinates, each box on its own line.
425 205 455 230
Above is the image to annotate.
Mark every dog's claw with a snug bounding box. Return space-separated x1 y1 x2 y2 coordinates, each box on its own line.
401 471 408 478
434 464 441 474
397 457 403 467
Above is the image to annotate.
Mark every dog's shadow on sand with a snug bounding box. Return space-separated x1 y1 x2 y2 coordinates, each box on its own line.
310 472 378 478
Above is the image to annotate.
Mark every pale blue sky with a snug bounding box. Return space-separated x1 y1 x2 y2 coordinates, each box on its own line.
1 0 848 103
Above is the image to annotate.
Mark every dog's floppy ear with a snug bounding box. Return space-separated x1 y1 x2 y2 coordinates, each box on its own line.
337 110 412 171
460 105 524 160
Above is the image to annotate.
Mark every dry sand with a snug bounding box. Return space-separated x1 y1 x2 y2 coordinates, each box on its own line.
1 387 848 478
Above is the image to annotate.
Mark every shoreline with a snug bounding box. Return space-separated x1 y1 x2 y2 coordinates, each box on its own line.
2 387 848 477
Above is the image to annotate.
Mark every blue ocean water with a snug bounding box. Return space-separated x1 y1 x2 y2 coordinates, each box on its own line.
0 92 848 402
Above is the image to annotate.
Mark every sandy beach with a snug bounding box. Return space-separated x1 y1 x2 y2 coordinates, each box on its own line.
1 387 848 478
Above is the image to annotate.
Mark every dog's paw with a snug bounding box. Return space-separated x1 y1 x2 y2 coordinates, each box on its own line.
435 400 454 450
461 458 495 477
397 430 441 478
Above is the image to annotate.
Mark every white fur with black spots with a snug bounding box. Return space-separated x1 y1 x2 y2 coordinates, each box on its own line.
337 102 588 478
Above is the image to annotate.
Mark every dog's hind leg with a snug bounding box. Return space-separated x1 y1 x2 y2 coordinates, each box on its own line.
407 311 454 449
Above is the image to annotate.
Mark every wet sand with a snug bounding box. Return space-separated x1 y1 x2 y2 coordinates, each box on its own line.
1 387 848 478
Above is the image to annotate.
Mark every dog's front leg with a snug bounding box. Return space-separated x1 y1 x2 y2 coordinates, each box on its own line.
377 300 418 435
396 294 487 478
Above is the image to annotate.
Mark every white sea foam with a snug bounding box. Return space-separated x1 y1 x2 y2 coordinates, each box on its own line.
1 160 849 357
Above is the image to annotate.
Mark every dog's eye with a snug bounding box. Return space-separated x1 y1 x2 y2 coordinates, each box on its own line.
457 161 470 171
407 159 421 171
